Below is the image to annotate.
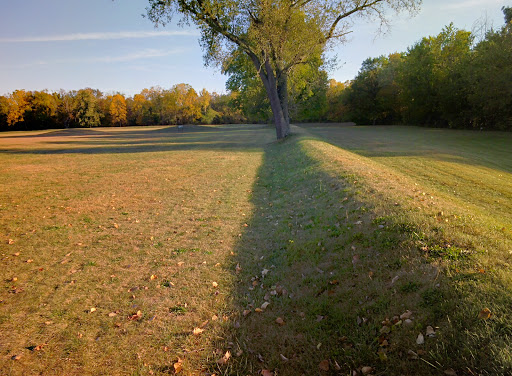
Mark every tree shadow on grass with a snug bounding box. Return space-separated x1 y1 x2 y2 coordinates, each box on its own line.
0 124 270 154
213 132 512 375
211 134 439 375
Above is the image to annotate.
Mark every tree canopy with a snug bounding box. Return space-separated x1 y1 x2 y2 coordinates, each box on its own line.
146 0 420 139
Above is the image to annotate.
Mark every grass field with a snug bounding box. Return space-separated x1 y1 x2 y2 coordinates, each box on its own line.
1 124 511 375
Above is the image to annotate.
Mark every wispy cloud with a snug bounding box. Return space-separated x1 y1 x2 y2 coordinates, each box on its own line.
9 48 186 68
0 30 198 43
439 0 503 11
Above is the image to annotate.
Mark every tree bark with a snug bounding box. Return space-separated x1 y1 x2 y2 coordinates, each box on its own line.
248 53 290 139
277 73 290 126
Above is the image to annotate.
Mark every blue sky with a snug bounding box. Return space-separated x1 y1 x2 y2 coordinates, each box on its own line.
0 0 507 97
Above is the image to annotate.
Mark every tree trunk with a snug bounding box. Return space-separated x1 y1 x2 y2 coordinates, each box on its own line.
248 54 290 139
277 73 290 126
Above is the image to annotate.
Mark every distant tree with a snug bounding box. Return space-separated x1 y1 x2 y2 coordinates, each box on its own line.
75 89 101 127
58 90 77 128
198 89 211 116
146 0 420 139
110 94 127 126
28 91 59 129
466 7 512 130
0 96 9 129
131 93 147 125
325 79 349 122
5 90 31 127
398 24 472 127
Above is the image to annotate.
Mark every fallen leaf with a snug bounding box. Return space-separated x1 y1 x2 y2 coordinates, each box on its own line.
90 307 97 313
13 252 20 256
261 370 273 376
426 326 435 337
26 259 33 263
212 281 218 288
361 366 373 375
479 308 492 320
380 326 391 334
212 315 218 321
444 368 457 376
173 358 183 373
193 327 204 336
236 263 242 274
400 310 413 320
128 310 142 320
8 239 14 245
150 274 157 280
255 308 263 313
319 359 329 371
280 354 289 362
261 302 270 310
407 349 419 360
217 350 231 365
177 262 184 267
108 312 117 317
275 317 285 326
242 309 251 317
416 333 425 345
11 354 22 360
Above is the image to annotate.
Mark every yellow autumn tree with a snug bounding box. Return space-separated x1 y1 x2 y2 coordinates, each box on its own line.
6 90 31 126
109 94 127 126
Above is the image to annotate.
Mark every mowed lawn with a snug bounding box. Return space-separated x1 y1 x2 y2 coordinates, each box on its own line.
1 124 511 375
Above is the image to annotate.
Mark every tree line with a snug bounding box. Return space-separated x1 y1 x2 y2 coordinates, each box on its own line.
1 6 510 132
332 6 512 130
0 84 226 131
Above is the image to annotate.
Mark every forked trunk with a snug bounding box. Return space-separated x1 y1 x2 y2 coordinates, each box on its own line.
249 54 290 139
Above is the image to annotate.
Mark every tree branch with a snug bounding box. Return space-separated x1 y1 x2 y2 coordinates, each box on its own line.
326 0 383 40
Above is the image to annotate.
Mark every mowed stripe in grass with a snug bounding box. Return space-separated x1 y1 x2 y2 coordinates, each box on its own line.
0 125 273 375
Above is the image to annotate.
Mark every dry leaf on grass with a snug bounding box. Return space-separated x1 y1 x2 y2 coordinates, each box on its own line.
319 359 329 371
261 370 273 376
150 274 157 280
416 333 425 345
128 310 142 320
479 308 492 320
275 317 285 326
261 302 270 310
193 327 204 336
173 358 183 373
212 281 218 288
217 350 231 365
361 366 373 375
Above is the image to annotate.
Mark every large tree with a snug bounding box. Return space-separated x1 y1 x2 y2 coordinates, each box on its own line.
146 0 420 139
